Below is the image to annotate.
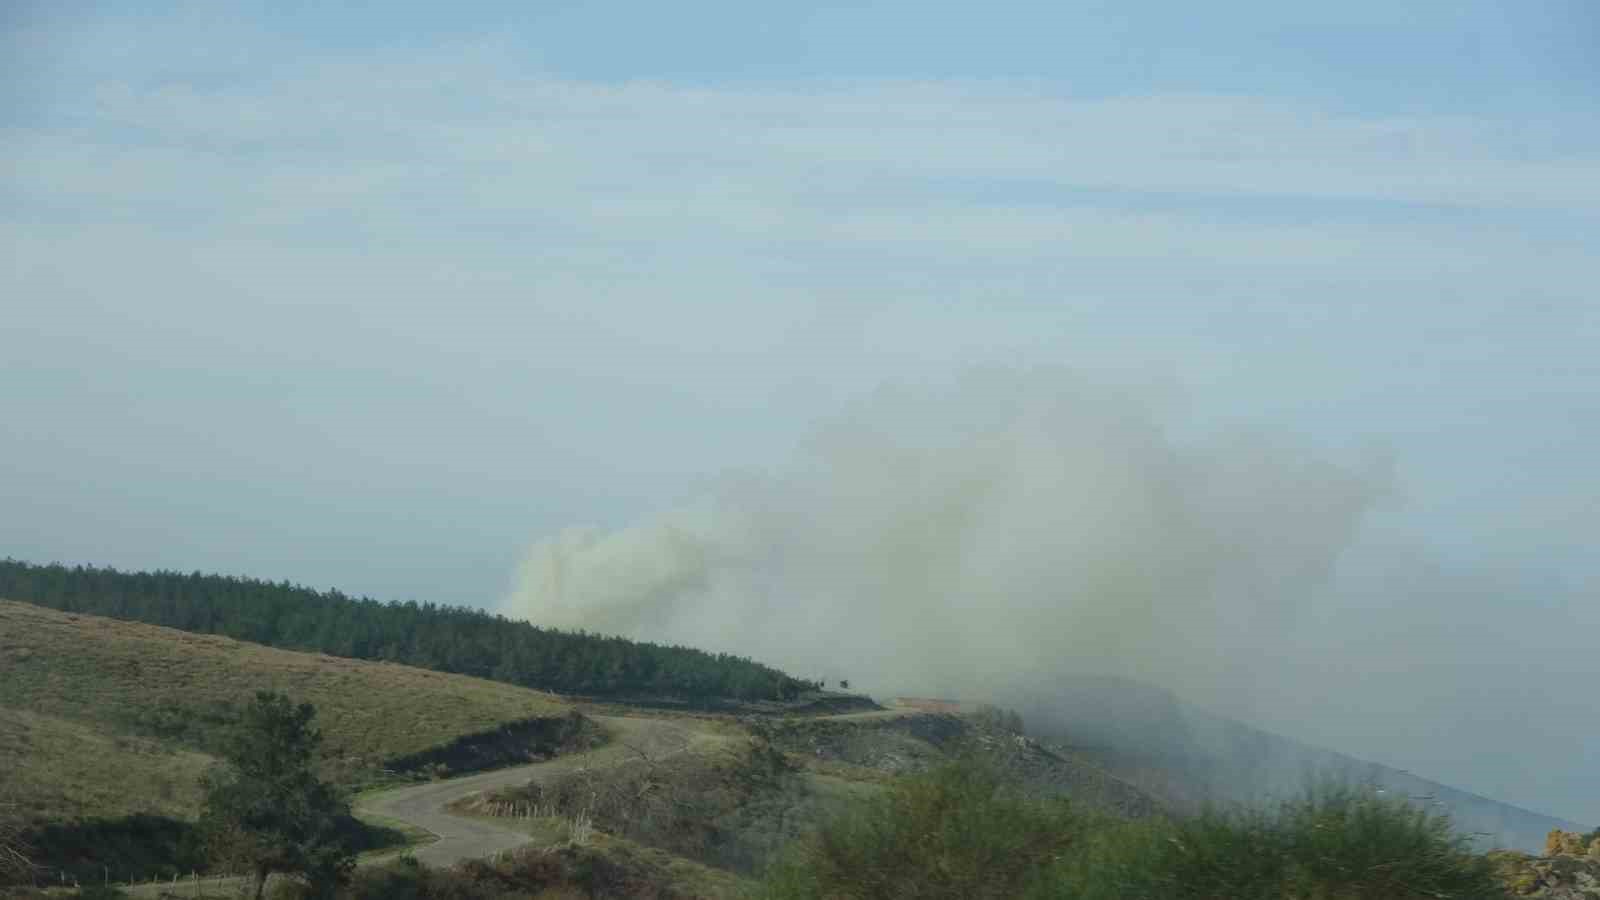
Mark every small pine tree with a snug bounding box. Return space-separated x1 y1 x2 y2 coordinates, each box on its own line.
199 692 355 900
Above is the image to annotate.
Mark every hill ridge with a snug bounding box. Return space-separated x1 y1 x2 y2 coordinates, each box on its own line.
0 557 813 703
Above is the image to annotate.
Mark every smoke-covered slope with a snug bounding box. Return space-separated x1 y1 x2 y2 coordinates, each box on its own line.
1022 675 1584 854
498 371 1596 833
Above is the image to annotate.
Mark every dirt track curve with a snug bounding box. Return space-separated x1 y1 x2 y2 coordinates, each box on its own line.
123 708 911 895
355 714 734 868
119 714 740 897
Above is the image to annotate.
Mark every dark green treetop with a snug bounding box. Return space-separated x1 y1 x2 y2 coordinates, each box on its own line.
199 691 355 900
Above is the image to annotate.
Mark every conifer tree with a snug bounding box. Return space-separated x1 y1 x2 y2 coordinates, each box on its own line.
199 692 354 900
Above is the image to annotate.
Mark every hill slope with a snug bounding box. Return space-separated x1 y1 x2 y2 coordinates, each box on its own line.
0 558 814 702
0 598 576 825
1021 675 1585 853
0 706 213 823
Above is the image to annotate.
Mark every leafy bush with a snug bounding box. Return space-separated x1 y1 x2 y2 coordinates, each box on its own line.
755 758 1082 900
15 812 403 888
1044 783 1509 900
19 814 204 885
755 768 1509 900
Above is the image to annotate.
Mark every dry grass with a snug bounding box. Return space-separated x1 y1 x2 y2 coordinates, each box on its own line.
0 707 212 823
342 834 751 900
0 599 572 823
582 831 751 899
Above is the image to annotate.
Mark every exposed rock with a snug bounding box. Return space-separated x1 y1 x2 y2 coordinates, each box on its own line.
757 710 1163 818
1547 829 1600 859
1494 831 1600 898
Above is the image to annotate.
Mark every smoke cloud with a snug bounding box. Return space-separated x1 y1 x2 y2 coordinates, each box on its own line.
502 369 1389 707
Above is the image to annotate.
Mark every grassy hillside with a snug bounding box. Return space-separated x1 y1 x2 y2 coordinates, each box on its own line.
0 599 573 825
0 707 211 824
0 558 816 702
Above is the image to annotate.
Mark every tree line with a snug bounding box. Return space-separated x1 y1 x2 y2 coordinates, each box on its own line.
0 558 815 702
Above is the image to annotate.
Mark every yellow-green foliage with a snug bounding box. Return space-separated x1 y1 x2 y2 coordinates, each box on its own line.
1492 848 1600 898
1489 851 1545 894
1545 828 1600 858
0 599 570 823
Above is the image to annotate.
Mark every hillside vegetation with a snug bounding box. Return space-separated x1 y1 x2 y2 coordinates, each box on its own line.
455 733 877 877
0 599 574 823
345 837 749 900
0 558 812 702
450 707 1159 889
0 707 213 824
302 755 1516 900
758 762 1513 900
1024 675 1585 852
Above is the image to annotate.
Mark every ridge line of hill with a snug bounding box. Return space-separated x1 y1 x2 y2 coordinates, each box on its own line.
0 558 814 704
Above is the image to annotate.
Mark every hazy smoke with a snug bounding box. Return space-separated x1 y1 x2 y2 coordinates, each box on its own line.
503 369 1390 708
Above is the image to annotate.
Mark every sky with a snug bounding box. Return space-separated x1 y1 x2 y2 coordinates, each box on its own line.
3 2 1597 823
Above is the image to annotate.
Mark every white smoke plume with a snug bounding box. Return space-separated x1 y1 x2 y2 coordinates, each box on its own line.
502 368 1390 709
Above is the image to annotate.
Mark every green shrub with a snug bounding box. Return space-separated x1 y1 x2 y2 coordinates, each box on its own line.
342 855 426 900
1050 812 1280 900
21 814 205 884
755 757 1083 900
1277 784 1505 897
1044 783 1509 900
754 768 1509 900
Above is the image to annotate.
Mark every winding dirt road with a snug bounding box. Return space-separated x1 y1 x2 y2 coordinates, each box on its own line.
355 714 734 869
123 714 737 896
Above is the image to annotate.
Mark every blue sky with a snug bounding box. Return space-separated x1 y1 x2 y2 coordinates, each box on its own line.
3 2 1598 823
8 2 1600 119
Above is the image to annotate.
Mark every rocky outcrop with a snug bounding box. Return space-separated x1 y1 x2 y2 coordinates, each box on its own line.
1547 830 1600 859
1493 831 1600 898
756 709 1163 819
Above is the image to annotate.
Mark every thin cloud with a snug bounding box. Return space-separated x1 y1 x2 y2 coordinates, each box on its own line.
3 11 1597 828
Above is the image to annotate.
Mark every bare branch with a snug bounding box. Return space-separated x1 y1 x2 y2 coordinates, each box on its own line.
0 802 36 882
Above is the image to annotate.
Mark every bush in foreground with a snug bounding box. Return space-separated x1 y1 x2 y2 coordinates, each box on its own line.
755 757 1082 900
755 762 1509 900
1053 783 1508 900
